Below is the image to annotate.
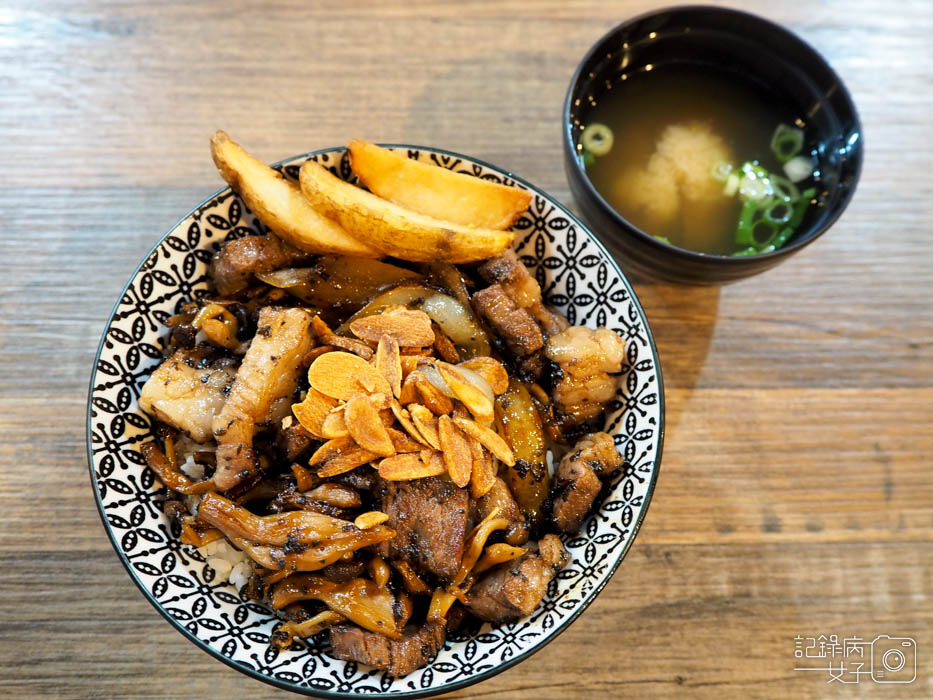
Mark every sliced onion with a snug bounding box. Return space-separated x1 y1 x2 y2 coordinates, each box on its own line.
420 293 491 358
783 155 814 183
421 362 494 414
420 363 455 398
456 366 495 406
255 268 313 289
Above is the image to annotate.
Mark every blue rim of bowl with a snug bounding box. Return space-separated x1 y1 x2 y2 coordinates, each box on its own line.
86 144 665 698
562 4 864 263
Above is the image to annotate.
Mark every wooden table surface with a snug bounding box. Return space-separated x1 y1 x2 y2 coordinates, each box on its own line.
2 1 931 697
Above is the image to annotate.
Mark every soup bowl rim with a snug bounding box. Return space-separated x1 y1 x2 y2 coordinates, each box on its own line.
562 3 864 264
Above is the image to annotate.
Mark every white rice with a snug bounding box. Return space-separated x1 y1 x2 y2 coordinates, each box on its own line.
178 453 205 481
229 561 252 590
547 443 571 476
164 437 248 590
196 538 251 589
175 433 214 456
174 436 214 515
184 493 202 517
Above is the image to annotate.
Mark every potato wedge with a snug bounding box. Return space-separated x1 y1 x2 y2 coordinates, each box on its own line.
298 160 515 263
348 140 532 230
210 131 380 258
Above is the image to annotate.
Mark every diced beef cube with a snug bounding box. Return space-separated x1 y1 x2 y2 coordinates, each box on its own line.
377 476 469 581
329 622 446 676
472 284 543 357
466 534 569 623
529 303 570 338
210 233 313 296
551 432 625 532
478 250 569 339
478 250 542 308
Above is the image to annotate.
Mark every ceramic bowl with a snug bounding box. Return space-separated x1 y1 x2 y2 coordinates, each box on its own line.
563 5 863 284
88 145 664 697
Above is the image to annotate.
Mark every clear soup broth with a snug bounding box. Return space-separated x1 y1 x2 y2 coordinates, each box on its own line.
581 66 807 256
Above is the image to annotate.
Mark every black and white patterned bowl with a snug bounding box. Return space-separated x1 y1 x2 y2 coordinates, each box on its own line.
87 146 664 697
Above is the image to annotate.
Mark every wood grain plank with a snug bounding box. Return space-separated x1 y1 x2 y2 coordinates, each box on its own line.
1 544 930 698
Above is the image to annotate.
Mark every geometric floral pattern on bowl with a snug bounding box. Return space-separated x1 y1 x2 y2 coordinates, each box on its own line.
88 146 664 698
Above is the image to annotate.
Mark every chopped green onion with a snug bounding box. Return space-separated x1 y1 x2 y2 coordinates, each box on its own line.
731 247 759 257
711 161 733 182
723 172 740 197
730 162 816 257
752 219 779 246
769 175 800 202
738 161 774 201
771 228 794 249
581 150 595 169
770 123 804 163
742 161 770 180
764 200 793 226
581 123 614 156
735 199 760 246
783 155 814 183
653 235 672 244
757 187 817 253
739 175 770 202
784 187 817 232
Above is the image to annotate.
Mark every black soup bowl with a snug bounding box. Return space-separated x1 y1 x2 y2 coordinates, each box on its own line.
563 6 863 284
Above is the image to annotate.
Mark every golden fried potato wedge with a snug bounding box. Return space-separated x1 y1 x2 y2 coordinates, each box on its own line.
348 140 532 230
210 131 380 258
298 160 515 263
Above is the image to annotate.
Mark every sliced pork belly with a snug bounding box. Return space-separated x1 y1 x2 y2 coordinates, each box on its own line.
212 306 314 490
545 325 625 426
138 348 236 443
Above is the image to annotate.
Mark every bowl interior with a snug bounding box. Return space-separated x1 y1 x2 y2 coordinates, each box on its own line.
88 146 664 697
565 6 863 259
